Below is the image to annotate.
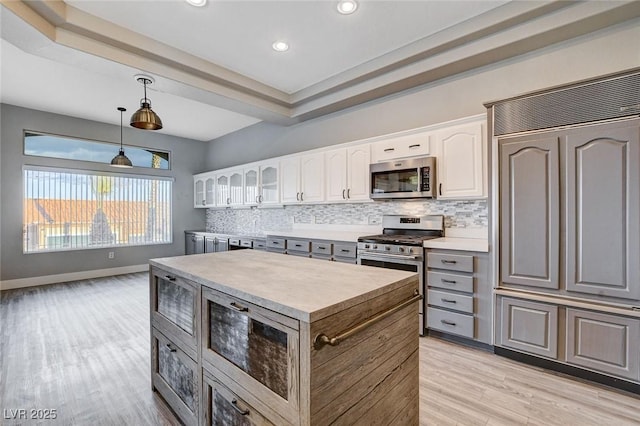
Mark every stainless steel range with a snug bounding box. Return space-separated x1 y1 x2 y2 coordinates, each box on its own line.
357 215 444 335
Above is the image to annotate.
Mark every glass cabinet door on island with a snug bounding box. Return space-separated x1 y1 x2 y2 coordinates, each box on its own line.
152 329 200 426
151 268 200 359
201 287 300 425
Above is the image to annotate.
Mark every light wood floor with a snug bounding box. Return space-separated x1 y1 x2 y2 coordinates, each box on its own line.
2 273 639 425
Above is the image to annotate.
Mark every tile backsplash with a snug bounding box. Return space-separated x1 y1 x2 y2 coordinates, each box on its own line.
206 199 487 235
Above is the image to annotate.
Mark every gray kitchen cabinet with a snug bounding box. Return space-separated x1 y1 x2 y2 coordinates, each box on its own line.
286 239 311 257
499 136 560 290
204 236 215 253
564 122 640 300
566 308 640 381
499 297 558 359
426 249 491 344
186 232 205 255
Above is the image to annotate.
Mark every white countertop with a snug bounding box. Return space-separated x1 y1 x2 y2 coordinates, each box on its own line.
423 237 489 252
264 224 382 243
150 250 416 322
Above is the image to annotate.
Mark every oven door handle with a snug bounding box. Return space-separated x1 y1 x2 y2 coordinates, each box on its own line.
359 252 421 261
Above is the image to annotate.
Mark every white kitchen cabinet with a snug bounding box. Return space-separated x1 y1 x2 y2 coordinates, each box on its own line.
325 145 371 202
194 172 216 208
434 120 486 199
371 131 430 162
281 153 324 204
245 162 280 206
194 176 206 208
215 169 243 206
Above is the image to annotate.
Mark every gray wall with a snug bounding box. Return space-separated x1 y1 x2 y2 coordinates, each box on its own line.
0 104 208 281
205 19 640 170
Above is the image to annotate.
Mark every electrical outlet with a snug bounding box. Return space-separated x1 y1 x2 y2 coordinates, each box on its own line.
108 251 115 259
368 216 381 225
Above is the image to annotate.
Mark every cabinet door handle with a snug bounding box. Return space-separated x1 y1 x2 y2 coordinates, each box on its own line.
227 198 231 204
296 192 300 201
202 199 206 205
441 259 457 264
441 298 457 304
347 188 350 199
255 195 259 203
409 144 420 148
229 302 249 312
259 195 263 203
342 189 346 199
441 279 457 284
300 192 304 201
164 275 176 281
231 399 250 416
441 320 457 326
166 343 177 353
439 183 442 196
383 148 395 152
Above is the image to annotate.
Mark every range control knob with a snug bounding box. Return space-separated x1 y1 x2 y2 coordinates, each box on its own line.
364 244 370 249
373 244 378 250
398 247 405 253
385 245 391 251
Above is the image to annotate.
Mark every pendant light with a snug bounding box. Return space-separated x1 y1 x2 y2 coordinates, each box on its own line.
111 107 133 168
130 76 163 130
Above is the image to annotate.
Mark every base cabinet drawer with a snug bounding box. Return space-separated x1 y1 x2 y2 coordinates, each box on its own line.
427 252 474 273
152 328 199 426
566 308 640 380
500 297 558 359
427 307 474 338
428 289 473 314
203 370 279 426
427 271 474 293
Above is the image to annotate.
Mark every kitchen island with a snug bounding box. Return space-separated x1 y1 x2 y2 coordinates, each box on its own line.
149 249 420 426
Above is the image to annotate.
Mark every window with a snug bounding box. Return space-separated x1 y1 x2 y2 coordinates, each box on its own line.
24 131 170 169
24 167 172 253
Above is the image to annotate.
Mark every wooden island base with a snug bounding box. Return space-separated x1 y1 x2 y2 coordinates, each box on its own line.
149 250 419 425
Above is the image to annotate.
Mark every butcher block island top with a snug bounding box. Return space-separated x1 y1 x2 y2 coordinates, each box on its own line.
149 249 420 426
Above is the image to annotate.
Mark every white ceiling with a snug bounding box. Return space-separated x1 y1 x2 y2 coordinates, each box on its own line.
1 1 637 142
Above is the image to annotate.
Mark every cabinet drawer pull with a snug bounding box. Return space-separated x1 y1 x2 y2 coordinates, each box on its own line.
341 249 350 253
272 241 280 245
441 279 457 284
295 244 302 247
231 399 250 416
408 144 420 148
441 320 457 326
229 302 248 312
441 298 457 304
383 148 395 152
441 260 457 264
318 246 326 250
166 343 177 353
164 275 176 281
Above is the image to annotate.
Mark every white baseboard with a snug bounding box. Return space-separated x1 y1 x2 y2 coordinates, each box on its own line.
0 264 148 291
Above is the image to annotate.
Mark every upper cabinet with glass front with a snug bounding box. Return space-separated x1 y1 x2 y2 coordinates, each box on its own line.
194 172 216 208
244 162 280 206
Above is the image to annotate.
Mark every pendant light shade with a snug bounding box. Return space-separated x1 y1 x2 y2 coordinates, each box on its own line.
111 107 133 168
130 76 163 130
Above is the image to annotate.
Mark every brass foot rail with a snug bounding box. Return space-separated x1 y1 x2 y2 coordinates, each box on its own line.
313 290 422 350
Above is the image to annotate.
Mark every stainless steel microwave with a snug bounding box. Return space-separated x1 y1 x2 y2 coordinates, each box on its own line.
370 156 436 200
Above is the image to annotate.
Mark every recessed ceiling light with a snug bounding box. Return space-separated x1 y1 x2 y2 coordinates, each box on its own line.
185 0 206 7
337 0 358 15
272 41 289 52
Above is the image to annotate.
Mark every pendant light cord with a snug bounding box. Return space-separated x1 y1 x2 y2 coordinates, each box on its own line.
120 109 123 150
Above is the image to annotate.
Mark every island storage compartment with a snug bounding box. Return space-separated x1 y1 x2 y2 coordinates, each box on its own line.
152 328 200 426
203 370 287 426
201 287 300 425
150 266 201 359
